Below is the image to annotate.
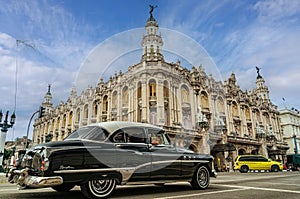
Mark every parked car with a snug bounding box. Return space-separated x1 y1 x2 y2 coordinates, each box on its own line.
234 155 283 173
286 154 300 171
8 121 216 198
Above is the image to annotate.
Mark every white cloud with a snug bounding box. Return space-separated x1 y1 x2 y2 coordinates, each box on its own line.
0 1 92 140
159 0 300 111
1 0 299 142
254 0 300 23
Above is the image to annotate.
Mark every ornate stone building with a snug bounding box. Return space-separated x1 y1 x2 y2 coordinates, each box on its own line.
33 10 288 171
279 108 300 155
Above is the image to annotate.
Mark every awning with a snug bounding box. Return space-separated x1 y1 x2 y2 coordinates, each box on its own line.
267 148 287 155
211 142 236 153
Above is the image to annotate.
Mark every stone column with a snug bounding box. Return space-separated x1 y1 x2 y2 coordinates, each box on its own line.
141 80 148 122
226 100 233 133
157 80 164 125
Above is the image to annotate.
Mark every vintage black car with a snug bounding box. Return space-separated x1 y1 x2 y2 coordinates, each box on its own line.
9 121 216 198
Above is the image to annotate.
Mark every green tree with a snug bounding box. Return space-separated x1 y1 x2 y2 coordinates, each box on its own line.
3 148 12 163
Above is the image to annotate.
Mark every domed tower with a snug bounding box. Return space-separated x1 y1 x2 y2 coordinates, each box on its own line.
141 5 164 62
255 67 270 101
41 84 54 113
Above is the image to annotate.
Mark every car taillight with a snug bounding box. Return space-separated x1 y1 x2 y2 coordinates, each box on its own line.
41 161 45 171
41 158 49 171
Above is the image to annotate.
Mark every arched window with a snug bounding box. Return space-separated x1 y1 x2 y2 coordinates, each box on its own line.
56 117 60 130
164 81 169 98
181 85 191 129
92 101 98 116
232 102 238 117
69 111 73 126
76 108 81 123
51 119 55 132
137 82 142 122
149 79 156 97
122 86 129 107
62 114 66 128
217 97 225 114
181 85 189 103
238 148 246 155
103 95 108 114
112 91 117 110
84 104 88 119
245 106 251 121
137 82 142 98
164 81 170 126
200 91 209 109
264 112 270 124
256 110 261 123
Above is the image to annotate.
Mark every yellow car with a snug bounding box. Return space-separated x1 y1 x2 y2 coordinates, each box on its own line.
234 155 283 173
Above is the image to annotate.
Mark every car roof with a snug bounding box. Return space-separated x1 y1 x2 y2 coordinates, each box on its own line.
87 121 163 134
237 155 265 158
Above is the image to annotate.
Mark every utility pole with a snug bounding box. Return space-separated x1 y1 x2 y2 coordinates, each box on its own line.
24 110 39 150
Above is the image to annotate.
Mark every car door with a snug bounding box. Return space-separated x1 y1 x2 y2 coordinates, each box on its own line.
147 128 181 180
257 156 270 170
111 127 152 180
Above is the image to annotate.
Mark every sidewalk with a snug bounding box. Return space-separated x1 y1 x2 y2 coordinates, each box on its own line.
0 173 8 184
211 170 299 184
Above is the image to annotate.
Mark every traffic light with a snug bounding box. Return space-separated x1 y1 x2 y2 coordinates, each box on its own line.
38 106 46 118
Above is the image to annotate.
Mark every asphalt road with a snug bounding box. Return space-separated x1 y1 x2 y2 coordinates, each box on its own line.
0 171 299 199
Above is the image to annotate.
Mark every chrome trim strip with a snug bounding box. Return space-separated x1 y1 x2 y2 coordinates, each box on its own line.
54 167 136 183
53 159 210 184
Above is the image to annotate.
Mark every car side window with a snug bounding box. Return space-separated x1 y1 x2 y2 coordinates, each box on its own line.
239 156 247 161
112 130 126 143
239 156 256 161
125 127 146 143
148 128 170 145
257 156 268 162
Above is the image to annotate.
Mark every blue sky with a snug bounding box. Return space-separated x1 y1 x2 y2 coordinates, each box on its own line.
0 0 300 141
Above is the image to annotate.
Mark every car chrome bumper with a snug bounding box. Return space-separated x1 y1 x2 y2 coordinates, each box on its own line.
9 168 63 189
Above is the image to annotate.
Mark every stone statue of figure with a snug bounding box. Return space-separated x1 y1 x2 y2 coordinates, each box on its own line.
149 5 157 16
197 106 207 123
256 66 262 78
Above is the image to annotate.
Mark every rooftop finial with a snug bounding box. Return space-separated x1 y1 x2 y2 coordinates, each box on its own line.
48 84 51 93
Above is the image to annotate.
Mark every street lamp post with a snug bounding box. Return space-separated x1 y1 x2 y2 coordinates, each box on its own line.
0 110 16 171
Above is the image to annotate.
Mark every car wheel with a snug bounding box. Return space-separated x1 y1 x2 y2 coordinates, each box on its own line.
240 165 249 173
271 165 279 172
190 165 210 189
81 179 116 199
52 183 75 192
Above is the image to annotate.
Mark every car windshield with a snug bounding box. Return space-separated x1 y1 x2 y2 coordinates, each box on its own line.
64 126 108 142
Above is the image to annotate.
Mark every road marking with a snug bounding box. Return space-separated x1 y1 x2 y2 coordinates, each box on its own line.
154 188 249 199
215 184 300 194
262 182 300 187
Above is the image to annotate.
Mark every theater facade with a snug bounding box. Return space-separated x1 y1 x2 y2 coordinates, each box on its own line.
33 11 288 171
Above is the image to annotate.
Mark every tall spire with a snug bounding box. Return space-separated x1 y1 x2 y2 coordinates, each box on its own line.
141 5 164 62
